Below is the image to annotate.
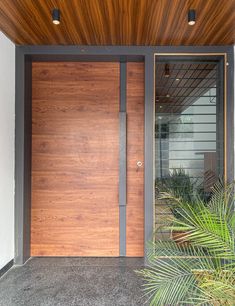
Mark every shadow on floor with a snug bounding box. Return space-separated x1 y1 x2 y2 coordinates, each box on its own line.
0 257 146 306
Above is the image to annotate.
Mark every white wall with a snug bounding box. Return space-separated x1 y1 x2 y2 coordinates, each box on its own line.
0 31 15 270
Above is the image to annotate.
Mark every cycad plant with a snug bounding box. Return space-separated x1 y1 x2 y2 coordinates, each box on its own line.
137 181 235 305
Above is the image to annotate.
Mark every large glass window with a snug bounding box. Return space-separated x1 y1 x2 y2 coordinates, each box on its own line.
155 57 224 238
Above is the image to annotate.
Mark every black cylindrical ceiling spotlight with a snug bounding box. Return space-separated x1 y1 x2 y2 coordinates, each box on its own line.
52 8 60 25
188 9 196 25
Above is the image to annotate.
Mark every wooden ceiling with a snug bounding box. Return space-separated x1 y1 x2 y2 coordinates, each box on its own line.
0 0 234 46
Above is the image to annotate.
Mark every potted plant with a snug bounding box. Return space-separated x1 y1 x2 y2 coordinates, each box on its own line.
137 181 235 305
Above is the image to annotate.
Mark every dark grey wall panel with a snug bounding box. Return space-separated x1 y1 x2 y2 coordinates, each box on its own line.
15 48 25 265
226 48 234 182
15 50 31 265
144 54 155 263
18 45 233 56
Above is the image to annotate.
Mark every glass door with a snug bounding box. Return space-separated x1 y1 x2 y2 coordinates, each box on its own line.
154 56 224 239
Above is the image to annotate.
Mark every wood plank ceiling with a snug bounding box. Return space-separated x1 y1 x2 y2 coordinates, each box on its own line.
0 0 234 45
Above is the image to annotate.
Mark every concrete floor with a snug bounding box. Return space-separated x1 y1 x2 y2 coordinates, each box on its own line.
0 257 145 306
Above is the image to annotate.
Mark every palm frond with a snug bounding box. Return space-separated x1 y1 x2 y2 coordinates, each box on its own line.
137 180 235 305
148 240 226 275
197 269 235 305
137 257 199 306
208 180 235 221
162 190 235 260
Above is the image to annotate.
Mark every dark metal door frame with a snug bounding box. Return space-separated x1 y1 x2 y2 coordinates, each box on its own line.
15 45 234 265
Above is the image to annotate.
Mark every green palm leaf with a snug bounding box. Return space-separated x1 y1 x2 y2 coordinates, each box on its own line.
162 187 235 261
137 181 235 305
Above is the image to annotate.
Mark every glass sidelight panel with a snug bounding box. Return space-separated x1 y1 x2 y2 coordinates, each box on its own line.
155 57 224 239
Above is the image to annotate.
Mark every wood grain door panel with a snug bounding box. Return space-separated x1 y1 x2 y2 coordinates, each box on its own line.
31 62 119 256
31 61 144 257
126 63 145 257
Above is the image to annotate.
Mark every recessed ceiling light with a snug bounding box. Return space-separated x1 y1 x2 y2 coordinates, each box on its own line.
166 94 170 98
52 9 60 25
176 78 180 81
159 105 163 109
188 9 196 26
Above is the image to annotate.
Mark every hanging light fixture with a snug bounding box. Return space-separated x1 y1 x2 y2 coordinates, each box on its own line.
188 9 196 25
164 64 170 78
52 8 60 25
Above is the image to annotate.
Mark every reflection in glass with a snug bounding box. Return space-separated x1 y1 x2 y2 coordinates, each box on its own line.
155 59 224 239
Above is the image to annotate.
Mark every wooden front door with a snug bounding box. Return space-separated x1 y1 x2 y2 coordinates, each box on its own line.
31 61 144 257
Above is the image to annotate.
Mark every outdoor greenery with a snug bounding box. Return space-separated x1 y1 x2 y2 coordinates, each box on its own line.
155 169 199 220
137 181 235 305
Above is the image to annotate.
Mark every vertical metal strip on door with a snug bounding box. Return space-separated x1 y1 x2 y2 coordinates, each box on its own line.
119 61 127 256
